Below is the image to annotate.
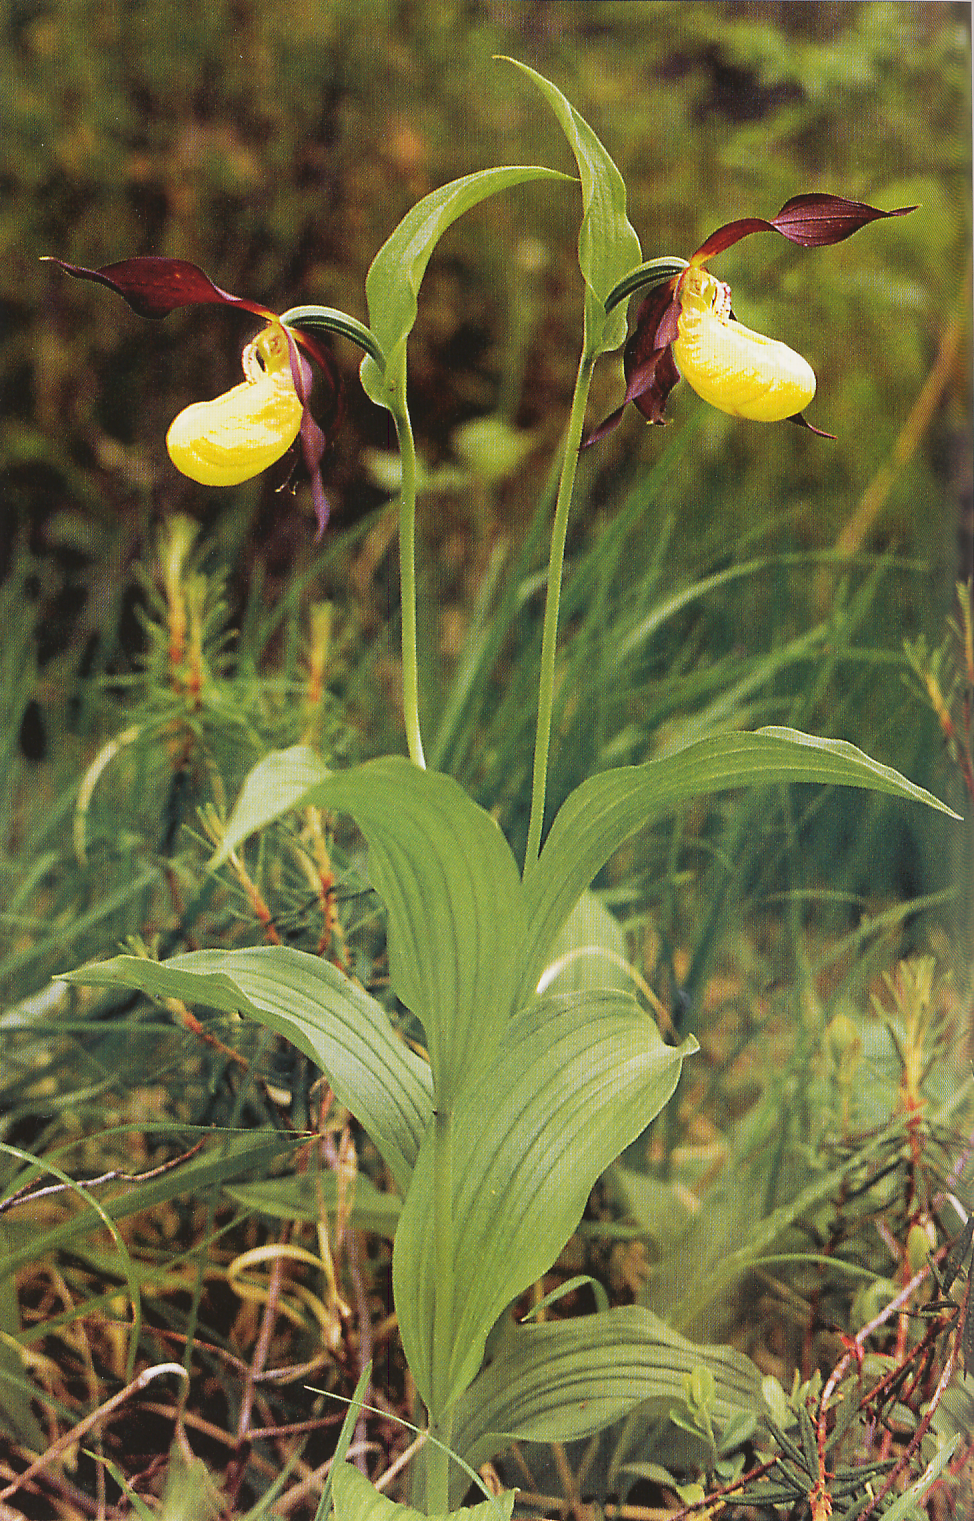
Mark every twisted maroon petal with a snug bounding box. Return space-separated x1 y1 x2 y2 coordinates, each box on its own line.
42 256 274 321
690 193 916 263
582 282 683 447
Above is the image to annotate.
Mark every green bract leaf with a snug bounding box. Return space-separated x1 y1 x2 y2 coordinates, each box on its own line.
218 752 526 1108
361 164 573 409
449 1305 763 1492
332 1460 515 1521
226 1172 401 1237
393 990 696 1415
498 58 642 355
60 948 432 1196
520 727 957 1003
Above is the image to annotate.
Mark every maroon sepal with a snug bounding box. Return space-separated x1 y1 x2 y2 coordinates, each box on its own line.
42 256 273 322
691 193 916 263
788 412 836 439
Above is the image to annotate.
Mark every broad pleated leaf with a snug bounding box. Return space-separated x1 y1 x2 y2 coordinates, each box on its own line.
360 165 571 409
219 754 526 1106
332 1460 515 1521
537 888 631 996
499 59 641 355
520 727 956 1002
393 990 696 1415
450 1305 763 1483
60 947 432 1196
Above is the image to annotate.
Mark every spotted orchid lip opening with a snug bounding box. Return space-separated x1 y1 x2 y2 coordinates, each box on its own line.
585 192 916 446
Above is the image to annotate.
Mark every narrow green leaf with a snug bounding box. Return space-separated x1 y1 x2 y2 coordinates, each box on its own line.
877 1437 960 1521
316 1362 373 1521
450 1305 763 1483
218 755 527 1108
226 1172 401 1237
362 164 572 409
0 1131 295 1278
332 1460 515 1521
60 948 432 1196
499 58 642 353
393 990 696 1414
0 1224 45 1449
520 727 958 1003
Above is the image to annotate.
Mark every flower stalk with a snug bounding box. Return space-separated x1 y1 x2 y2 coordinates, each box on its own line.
523 347 597 870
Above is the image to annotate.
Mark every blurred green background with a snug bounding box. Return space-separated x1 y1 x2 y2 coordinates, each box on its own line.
1 0 971 965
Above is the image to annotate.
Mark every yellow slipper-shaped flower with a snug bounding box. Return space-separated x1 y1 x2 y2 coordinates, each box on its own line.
166 323 303 487
671 266 815 423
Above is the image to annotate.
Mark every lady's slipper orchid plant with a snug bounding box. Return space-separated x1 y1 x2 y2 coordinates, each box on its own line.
43 256 345 533
586 192 915 445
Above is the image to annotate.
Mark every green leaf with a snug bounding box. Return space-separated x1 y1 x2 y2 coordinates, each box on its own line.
0 1225 45 1448
520 727 958 1003
280 304 386 368
361 164 573 409
217 755 526 1108
537 888 631 997
60 948 432 1196
450 1305 763 1486
213 743 328 853
393 990 696 1415
226 1171 401 1237
498 58 642 354
332 1460 515 1521
316 1362 373 1521
0 1131 297 1278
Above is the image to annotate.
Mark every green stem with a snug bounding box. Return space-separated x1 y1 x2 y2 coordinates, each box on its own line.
426 1103 455 1513
392 378 427 770
523 349 596 870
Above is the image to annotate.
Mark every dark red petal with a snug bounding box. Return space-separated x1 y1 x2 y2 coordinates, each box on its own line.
630 345 681 426
42 256 272 321
581 287 684 447
787 412 836 439
580 402 628 450
300 409 331 538
289 328 346 448
689 218 775 262
690 193 916 263
281 331 341 536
